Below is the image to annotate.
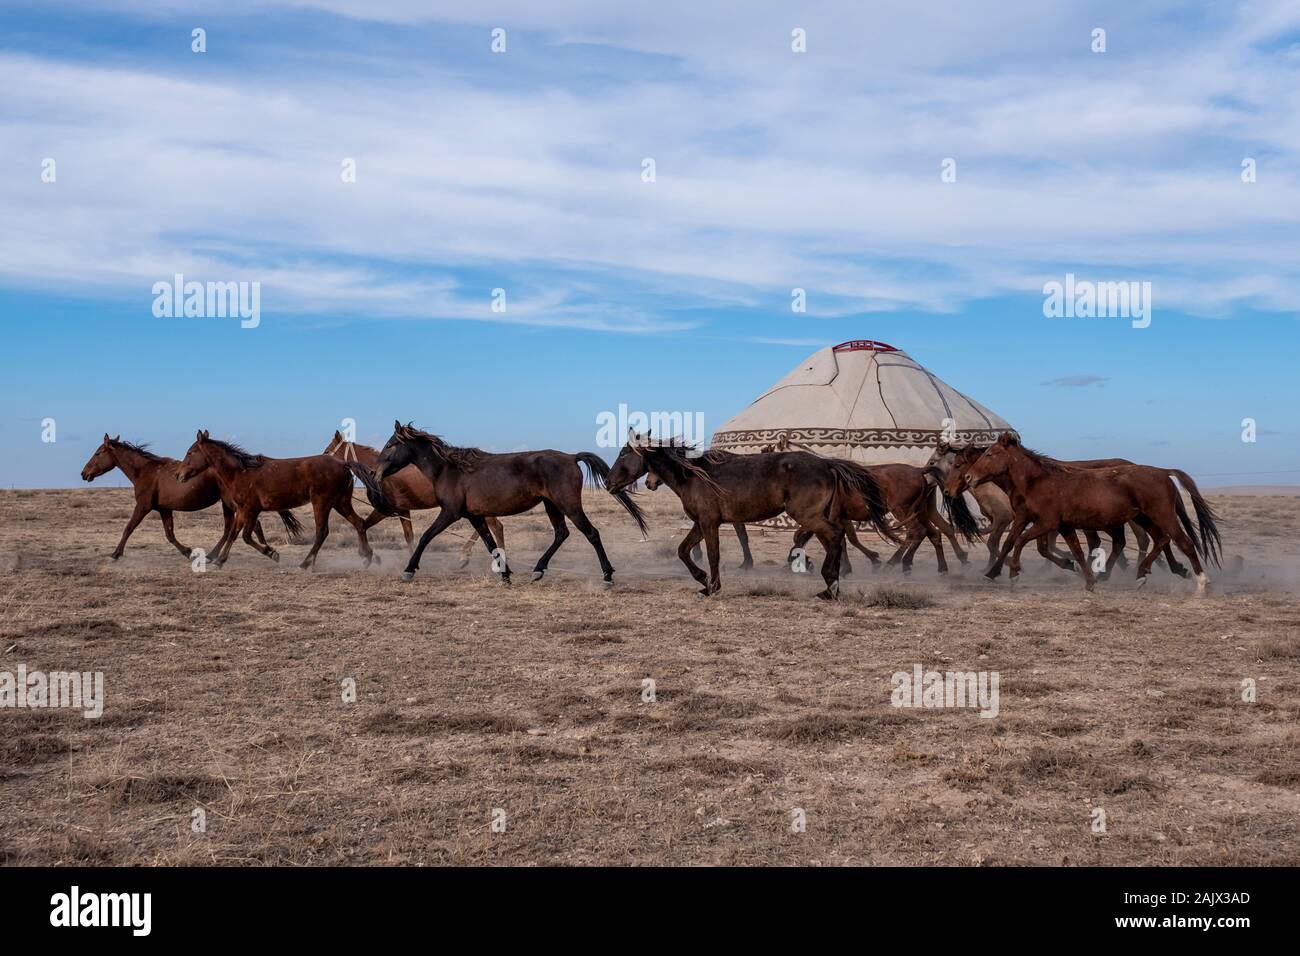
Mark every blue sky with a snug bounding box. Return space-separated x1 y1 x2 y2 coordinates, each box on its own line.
2 1 1298 488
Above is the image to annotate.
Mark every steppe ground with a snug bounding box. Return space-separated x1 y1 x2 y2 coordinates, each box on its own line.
1 485 1298 866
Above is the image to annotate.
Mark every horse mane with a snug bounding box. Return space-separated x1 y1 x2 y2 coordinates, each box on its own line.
401 425 485 472
111 439 163 462
637 440 727 494
204 437 265 468
1017 444 1065 473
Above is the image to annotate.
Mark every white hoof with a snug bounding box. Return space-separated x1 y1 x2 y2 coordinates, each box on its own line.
401 571 415 582
1195 572 1210 594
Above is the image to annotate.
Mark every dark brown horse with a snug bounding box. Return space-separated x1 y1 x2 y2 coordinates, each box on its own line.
953 433 1219 592
323 431 504 567
80 434 280 560
645 467 756 569
176 431 375 569
606 433 897 599
355 422 647 584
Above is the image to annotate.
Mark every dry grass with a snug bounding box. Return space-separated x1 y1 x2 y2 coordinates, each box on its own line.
1 485 1299 865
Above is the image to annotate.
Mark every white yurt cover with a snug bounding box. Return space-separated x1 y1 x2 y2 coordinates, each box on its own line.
711 340 1016 466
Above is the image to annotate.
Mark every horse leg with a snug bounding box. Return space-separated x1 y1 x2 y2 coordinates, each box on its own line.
734 523 754 571
457 524 480 569
1102 525 1126 580
404 508 460 581
158 508 191 558
334 496 375 567
844 522 880 568
927 500 968 565
400 515 415 554
1148 507 1208 592
677 521 709 591
530 500 570 581
1163 543 1190 578
111 500 151 560
788 528 814 568
703 522 723 595
239 507 277 562
299 500 330 569
899 519 929 575
985 515 1009 571
1035 532 1075 571
925 517 950 575
807 521 845 600
987 516 1030 579
566 504 615 584
466 515 510 584
1056 523 1096 592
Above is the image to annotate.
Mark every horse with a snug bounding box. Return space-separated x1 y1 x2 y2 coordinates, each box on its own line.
80 434 282 561
354 422 647 584
605 432 897 599
953 433 1220 592
176 430 375 569
789 461 981 575
646 467 759 567
930 441 1191 577
323 431 504 568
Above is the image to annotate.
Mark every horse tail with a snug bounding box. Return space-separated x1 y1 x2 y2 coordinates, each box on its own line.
1168 469 1222 567
348 461 397 516
577 452 649 538
938 486 983 543
277 510 307 543
834 461 901 545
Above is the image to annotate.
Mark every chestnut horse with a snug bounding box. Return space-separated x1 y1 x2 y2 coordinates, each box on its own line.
932 441 1190 577
323 431 504 568
80 435 281 560
355 422 648 584
953 433 1219 592
606 433 897 599
176 431 375 569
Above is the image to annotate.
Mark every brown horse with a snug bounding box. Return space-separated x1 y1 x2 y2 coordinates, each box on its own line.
645 468 756 569
80 435 281 560
323 431 504 568
953 433 1219 592
355 422 647 584
606 433 897 599
932 441 1190 578
176 431 375 569
790 461 980 575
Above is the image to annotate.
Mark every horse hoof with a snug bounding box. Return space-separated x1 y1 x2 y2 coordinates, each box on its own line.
1136 576 1148 589
531 571 545 582
501 574 512 586
269 550 279 563
401 571 415 582
457 557 470 570
603 576 614 587
698 586 712 597
371 553 381 566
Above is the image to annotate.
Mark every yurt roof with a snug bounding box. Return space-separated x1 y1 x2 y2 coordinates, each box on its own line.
711 339 1015 461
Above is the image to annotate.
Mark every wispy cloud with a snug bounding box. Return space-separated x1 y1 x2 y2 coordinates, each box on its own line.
2 1 1298 329
1041 374 1109 388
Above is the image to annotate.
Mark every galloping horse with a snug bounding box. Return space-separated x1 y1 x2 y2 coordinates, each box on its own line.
323 431 504 568
606 433 897 599
790 461 981 575
931 441 1191 577
176 431 375 569
354 422 647 584
953 433 1220 592
80 435 281 560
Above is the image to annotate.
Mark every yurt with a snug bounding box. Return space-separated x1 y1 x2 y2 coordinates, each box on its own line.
711 340 1016 465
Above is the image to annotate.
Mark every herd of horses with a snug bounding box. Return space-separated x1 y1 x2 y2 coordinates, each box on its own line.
80 423 1223 600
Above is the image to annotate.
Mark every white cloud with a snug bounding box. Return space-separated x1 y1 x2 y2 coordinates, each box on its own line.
2 1 1298 328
